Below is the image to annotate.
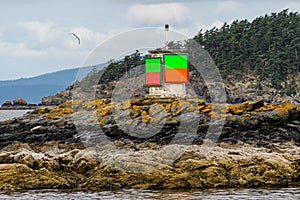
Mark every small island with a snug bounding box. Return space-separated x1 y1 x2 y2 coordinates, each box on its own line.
0 9 299 193
0 98 37 110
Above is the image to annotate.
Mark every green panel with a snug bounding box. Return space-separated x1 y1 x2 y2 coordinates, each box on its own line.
164 54 188 69
146 58 161 72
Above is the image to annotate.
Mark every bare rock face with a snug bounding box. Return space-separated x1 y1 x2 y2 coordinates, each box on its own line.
1 100 12 107
42 90 71 106
0 98 299 190
0 141 298 191
13 98 27 106
1 98 300 148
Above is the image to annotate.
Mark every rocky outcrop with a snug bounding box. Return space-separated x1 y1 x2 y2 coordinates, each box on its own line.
1 100 12 107
13 98 27 106
0 98 37 110
41 89 72 106
1 98 300 147
0 141 298 190
76 98 300 145
0 98 299 190
0 98 36 110
0 108 77 149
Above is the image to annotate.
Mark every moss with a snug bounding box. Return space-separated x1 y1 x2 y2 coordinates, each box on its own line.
132 105 144 111
0 164 71 190
45 108 73 119
98 117 108 125
81 100 108 111
58 101 72 108
174 108 182 116
201 107 212 113
209 111 220 120
244 113 251 117
171 100 179 108
123 100 132 109
273 101 293 117
141 110 148 116
256 104 278 112
202 166 228 187
227 100 265 115
100 107 111 117
227 104 246 115
36 108 51 116
5 120 13 125
281 101 293 111
198 105 206 111
276 108 289 116
142 117 150 123
165 104 172 112
132 111 140 118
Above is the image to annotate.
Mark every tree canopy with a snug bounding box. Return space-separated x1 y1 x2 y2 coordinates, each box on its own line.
193 9 300 92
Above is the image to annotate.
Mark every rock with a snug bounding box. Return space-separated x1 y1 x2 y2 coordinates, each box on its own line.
1 100 12 107
0 98 299 190
1 99 300 148
0 163 71 190
13 98 27 106
42 90 71 106
0 139 298 191
30 125 43 132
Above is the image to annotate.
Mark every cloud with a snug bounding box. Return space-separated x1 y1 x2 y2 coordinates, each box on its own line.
217 1 241 14
128 3 189 25
66 27 107 50
17 21 109 51
0 21 115 79
0 40 43 57
201 20 224 31
18 21 56 45
282 2 300 12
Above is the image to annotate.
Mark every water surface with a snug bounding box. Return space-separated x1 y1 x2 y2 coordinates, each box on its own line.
0 188 299 200
0 110 32 121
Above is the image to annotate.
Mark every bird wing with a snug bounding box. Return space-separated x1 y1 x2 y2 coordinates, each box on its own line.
69 32 80 45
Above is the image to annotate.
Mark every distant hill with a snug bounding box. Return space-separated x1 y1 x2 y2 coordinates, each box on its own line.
0 64 106 105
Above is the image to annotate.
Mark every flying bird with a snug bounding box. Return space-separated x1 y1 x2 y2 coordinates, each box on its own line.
69 32 80 45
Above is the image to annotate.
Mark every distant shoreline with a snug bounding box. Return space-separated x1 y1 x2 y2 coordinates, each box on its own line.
0 105 53 110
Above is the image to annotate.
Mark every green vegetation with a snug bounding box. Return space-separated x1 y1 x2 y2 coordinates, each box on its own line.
99 50 145 84
193 9 300 92
74 50 145 96
74 10 299 99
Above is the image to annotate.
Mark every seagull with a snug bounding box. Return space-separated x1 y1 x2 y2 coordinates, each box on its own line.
69 32 80 45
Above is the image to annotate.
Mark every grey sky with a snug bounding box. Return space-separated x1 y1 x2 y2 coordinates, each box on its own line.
0 0 299 80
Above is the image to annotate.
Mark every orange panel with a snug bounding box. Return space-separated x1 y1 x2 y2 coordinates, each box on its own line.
164 68 188 83
146 72 161 86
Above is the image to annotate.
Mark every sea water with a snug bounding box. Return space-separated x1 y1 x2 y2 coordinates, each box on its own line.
0 188 299 200
0 110 32 122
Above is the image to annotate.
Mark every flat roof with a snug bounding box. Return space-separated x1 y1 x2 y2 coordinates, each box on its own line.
148 49 187 54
